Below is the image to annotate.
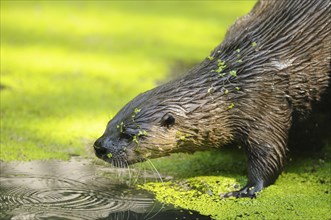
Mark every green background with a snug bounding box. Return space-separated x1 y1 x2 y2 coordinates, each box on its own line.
1 0 253 160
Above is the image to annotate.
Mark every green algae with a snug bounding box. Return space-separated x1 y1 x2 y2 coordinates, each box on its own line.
215 60 227 74
134 108 141 114
227 103 235 109
132 135 139 144
207 86 214 94
176 131 191 142
229 70 237 77
138 130 148 137
132 108 142 122
139 144 331 219
116 121 125 133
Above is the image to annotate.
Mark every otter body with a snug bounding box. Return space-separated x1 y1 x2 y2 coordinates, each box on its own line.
94 0 331 198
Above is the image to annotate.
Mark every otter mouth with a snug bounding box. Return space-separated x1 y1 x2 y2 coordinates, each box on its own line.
93 144 145 167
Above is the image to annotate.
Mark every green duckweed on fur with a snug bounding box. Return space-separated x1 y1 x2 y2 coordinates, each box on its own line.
229 70 237 77
227 103 235 109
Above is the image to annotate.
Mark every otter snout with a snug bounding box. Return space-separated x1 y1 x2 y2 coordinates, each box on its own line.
93 137 114 160
93 136 132 167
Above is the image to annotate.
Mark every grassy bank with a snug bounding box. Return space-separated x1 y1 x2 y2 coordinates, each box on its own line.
1 1 254 160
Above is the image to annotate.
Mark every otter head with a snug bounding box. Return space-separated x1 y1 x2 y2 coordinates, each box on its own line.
94 68 234 166
93 84 194 166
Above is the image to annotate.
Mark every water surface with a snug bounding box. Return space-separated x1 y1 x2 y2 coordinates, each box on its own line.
0 159 210 220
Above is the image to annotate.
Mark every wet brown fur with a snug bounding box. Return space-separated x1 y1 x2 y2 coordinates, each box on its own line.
94 0 331 197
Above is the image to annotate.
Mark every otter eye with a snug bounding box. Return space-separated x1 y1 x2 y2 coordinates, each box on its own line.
161 113 175 128
120 133 133 141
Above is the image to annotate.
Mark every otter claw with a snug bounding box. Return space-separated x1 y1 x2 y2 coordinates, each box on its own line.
221 183 262 199
221 190 256 199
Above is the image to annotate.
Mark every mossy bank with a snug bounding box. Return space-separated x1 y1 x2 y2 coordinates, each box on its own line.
139 144 331 219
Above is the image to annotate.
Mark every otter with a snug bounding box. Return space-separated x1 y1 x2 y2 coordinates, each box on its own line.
94 0 331 198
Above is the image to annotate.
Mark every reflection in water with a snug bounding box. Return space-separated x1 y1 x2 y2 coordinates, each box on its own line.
0 159 210 220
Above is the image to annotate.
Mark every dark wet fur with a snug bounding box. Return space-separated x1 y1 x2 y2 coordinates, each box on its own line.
94 0 331 198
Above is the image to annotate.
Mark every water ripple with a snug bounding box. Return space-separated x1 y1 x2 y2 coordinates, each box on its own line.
0 160 158 220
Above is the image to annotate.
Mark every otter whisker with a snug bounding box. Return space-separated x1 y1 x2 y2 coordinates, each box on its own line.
143 159 147 184
120 155 133 186
143 161 165 220
120 159 125 169
145 160 157 182
146 159 164 186
126 210 130 220
134 158 147 184
132 159 145 185
114 158 120 168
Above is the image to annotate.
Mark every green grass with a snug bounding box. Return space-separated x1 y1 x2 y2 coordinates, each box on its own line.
1 1 254 160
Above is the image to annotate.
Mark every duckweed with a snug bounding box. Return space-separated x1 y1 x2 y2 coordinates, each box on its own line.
216 66 225 74
134 108 141 114
228 103 235 109
116 122 125 133
229 70 237 77
132 135 139 144
176 131 190 141
217 60 226 67
132 108 142 121
138 130 148 137
215 60 227 73
139 145 331 219
207 86 214 94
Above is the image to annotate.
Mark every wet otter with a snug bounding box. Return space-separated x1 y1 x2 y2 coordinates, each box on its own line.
94 0 331 198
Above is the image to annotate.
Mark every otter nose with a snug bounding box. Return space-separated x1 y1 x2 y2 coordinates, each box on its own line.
94 138 108 156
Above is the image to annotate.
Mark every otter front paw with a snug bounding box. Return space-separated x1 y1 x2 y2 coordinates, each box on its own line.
221 182 263 199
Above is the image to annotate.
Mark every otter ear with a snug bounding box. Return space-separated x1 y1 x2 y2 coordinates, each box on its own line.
161 113 175 128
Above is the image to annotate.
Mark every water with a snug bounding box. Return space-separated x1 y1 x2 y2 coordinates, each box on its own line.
0 159 210 220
